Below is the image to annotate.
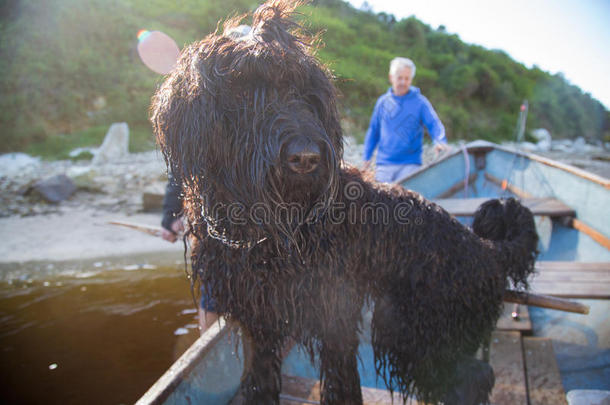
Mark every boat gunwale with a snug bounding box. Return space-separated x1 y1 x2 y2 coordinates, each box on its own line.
396 141 610 188
135 319 230 405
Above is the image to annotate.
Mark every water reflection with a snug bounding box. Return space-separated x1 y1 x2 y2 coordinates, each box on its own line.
0 264 199 404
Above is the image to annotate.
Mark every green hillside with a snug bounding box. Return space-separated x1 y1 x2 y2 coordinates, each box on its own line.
1 0 608 157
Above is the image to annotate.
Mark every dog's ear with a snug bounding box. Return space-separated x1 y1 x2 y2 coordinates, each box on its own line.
251 0 305 48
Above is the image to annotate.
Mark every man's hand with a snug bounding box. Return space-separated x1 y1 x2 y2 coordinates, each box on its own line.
161 218 185 243
434 143 448 153
433 143 449 160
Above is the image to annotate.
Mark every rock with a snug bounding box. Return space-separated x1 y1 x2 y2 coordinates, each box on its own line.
92 123 129 165
142 192 164 212
141 183 166 212
552 139 573 152
583 143 602 154
536 141 551 152
531 128 551 142
67 166 94 177
573 137 586 153
68 167 104 193
530 128 552 151
0 153 41 177
31 174 77 203
520 142 538 152
16 180 36 196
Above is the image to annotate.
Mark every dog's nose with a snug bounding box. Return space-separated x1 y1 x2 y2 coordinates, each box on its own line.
284 137 321 174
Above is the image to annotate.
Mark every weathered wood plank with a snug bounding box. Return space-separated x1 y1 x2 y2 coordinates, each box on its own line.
496 302 532 332
523 198 576 217
533 272 610 283
530 261 610 298
530 281 610 298
535 261 610 272
523 337 568 405
432 197 489 216
489 331 528 405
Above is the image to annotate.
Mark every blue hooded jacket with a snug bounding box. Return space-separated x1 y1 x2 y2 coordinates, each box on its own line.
363 86 446 166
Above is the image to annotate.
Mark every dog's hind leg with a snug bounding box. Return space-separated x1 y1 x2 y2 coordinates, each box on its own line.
232 332 283 405
441 356 495 405
319 328 363 405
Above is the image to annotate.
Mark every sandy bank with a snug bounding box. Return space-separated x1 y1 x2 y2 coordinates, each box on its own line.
0 208 183 264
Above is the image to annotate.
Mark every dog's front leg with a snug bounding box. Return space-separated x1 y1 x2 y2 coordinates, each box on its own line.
232 331 283 405
319 330 362 405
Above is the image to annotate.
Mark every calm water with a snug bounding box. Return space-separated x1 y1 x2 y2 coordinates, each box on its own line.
0 261 201 404
2 232 607 404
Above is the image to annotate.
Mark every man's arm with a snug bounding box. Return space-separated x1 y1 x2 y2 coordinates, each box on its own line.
421 96 447 150
363 100 382 168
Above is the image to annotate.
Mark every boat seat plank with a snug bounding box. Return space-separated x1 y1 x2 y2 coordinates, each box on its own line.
531 262 610 298
496 302 532 332
523 337 568 405
489 331 528 405
280 375 411 405
530 281 610 298
533 272 610 283
432 197 575 217
536 261 610 272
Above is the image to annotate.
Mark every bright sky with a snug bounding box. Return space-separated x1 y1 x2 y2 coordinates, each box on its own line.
346 0 610 110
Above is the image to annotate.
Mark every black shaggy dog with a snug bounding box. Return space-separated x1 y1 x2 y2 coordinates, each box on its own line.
150 1 538 403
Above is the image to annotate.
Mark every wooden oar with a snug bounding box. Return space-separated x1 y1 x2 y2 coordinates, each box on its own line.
107 221 164 237
504 290 589 314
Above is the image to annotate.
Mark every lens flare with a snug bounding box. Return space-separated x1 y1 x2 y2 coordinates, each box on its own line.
136 30 180 75
137 29 151 42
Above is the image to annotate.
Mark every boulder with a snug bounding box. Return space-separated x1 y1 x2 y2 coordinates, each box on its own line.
92 123 129 165
531 128 552 151
552 139 573 152
31 174 76 203
0 153 41 177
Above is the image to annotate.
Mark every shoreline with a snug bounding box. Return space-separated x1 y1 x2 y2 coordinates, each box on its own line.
0 208 184 266
0 142 607 269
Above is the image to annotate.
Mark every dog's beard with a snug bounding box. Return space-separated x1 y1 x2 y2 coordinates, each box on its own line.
262 158 338 254
193 162 338 256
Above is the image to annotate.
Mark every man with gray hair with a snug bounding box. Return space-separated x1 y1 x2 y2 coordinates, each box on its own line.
363 57 447 183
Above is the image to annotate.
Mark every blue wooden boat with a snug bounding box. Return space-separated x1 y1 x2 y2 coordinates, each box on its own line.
137 141 609 404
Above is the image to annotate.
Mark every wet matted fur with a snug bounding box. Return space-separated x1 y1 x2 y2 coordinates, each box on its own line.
150 1 539 403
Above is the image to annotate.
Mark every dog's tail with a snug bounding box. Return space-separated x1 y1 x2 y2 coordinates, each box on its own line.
472 197 539 288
